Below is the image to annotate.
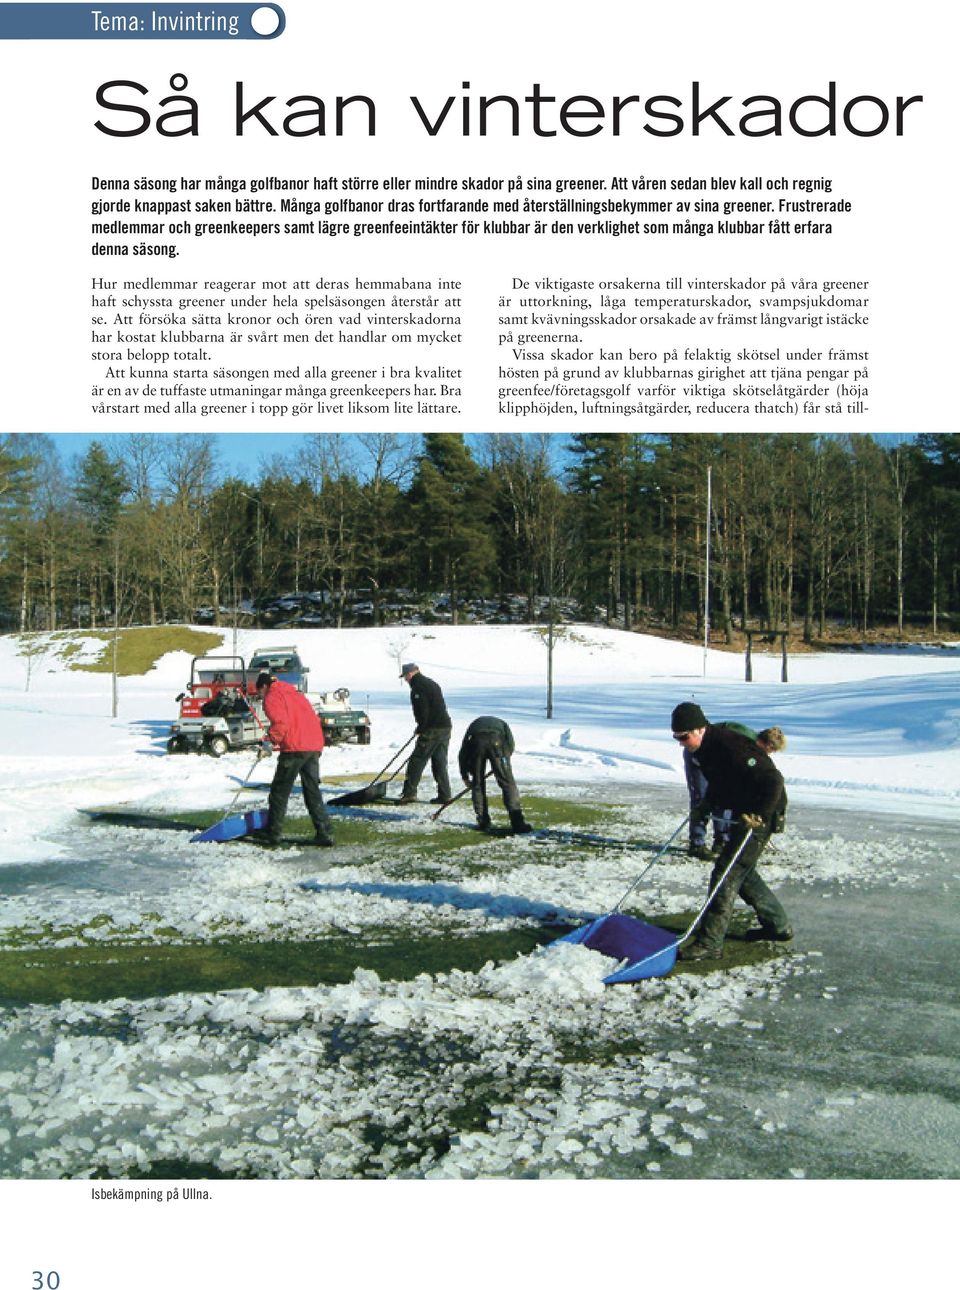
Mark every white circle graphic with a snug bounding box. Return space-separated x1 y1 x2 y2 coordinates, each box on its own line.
251 6 281 36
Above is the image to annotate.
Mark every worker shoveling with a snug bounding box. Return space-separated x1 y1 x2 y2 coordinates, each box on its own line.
552 818 755 984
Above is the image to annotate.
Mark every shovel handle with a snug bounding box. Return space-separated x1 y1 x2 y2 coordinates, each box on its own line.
430 769 493 821
382 752 414 788
220 751 266 822
677 826 754 947
369 732 417 787
612 814 690 913
430 781 470 821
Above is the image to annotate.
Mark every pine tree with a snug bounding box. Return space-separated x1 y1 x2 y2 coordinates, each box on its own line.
73 442 128 627
0 434 40 631
567 434 653 627
409 434 495 621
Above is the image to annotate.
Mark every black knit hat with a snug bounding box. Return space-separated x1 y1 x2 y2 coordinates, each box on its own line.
671 701 707 732
255 671 274 690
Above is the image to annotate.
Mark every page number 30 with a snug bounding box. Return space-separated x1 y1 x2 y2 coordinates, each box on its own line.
32 1275 60 1289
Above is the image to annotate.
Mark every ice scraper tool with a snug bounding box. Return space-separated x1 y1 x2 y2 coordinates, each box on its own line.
190 751 270 842
327 734 416 806
552 820 754 983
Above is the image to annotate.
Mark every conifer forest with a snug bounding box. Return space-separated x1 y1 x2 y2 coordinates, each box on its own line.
1 432 958 642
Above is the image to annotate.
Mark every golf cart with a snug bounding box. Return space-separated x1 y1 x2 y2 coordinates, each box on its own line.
167 655 267 757
313 687 372 744
167 651 372 754
248 644 370 744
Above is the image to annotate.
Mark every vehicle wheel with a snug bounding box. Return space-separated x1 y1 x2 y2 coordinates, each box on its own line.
205 734 230 758
334 687 350 701
167 735 189 754
357 727 371 745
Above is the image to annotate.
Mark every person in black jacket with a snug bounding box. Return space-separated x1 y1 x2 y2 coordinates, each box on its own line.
398 663 453 804
458 715 532 833
670 701 793 960
683 712 759 858
685 718 788 856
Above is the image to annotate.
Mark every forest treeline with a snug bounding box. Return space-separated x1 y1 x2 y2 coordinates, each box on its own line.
1 432 958 642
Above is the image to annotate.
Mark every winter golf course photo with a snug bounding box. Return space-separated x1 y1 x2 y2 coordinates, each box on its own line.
0 622 957 1183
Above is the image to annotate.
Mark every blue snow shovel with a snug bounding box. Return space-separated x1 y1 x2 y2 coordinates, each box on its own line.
190 749 272 842
553 820 754 984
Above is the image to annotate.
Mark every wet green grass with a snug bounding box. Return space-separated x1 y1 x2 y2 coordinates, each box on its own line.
80 806 389 851
0 911 184 951
81 800 630 876
0 902 782 998
520 795 622 828
29 795 785 1010
319 789 621 831
0 925 558 1005
389 824 521 864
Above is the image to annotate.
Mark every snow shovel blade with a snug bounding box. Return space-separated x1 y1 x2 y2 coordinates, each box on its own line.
552 912 678 984
327 781 388 807
191 808 270 843
602 938 678 984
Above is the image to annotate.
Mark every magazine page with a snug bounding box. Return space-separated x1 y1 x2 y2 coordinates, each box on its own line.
0 2 956 1287
0 0 955 431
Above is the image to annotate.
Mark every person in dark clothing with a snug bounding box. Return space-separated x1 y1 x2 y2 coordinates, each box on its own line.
670 701 792 960
683 713 759 858
252 672 335 848
397 663 453 804
458 716 532 834
684 716 788 856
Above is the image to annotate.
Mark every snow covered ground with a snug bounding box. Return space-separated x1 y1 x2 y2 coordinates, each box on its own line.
3 622 958 862
0 625 957 1206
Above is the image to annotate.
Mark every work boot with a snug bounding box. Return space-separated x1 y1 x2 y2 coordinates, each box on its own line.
509 810 533 835
249 829 281 849
430 796 452 805
679 941 722 962
308 832 336 848
688 843 712 861
397 794 417 805
476 812 492 831
744 924 794 943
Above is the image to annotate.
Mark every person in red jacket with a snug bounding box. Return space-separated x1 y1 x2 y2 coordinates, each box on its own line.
253 672 334 848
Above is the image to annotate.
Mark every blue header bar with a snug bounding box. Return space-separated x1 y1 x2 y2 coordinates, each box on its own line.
0 4 285 38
